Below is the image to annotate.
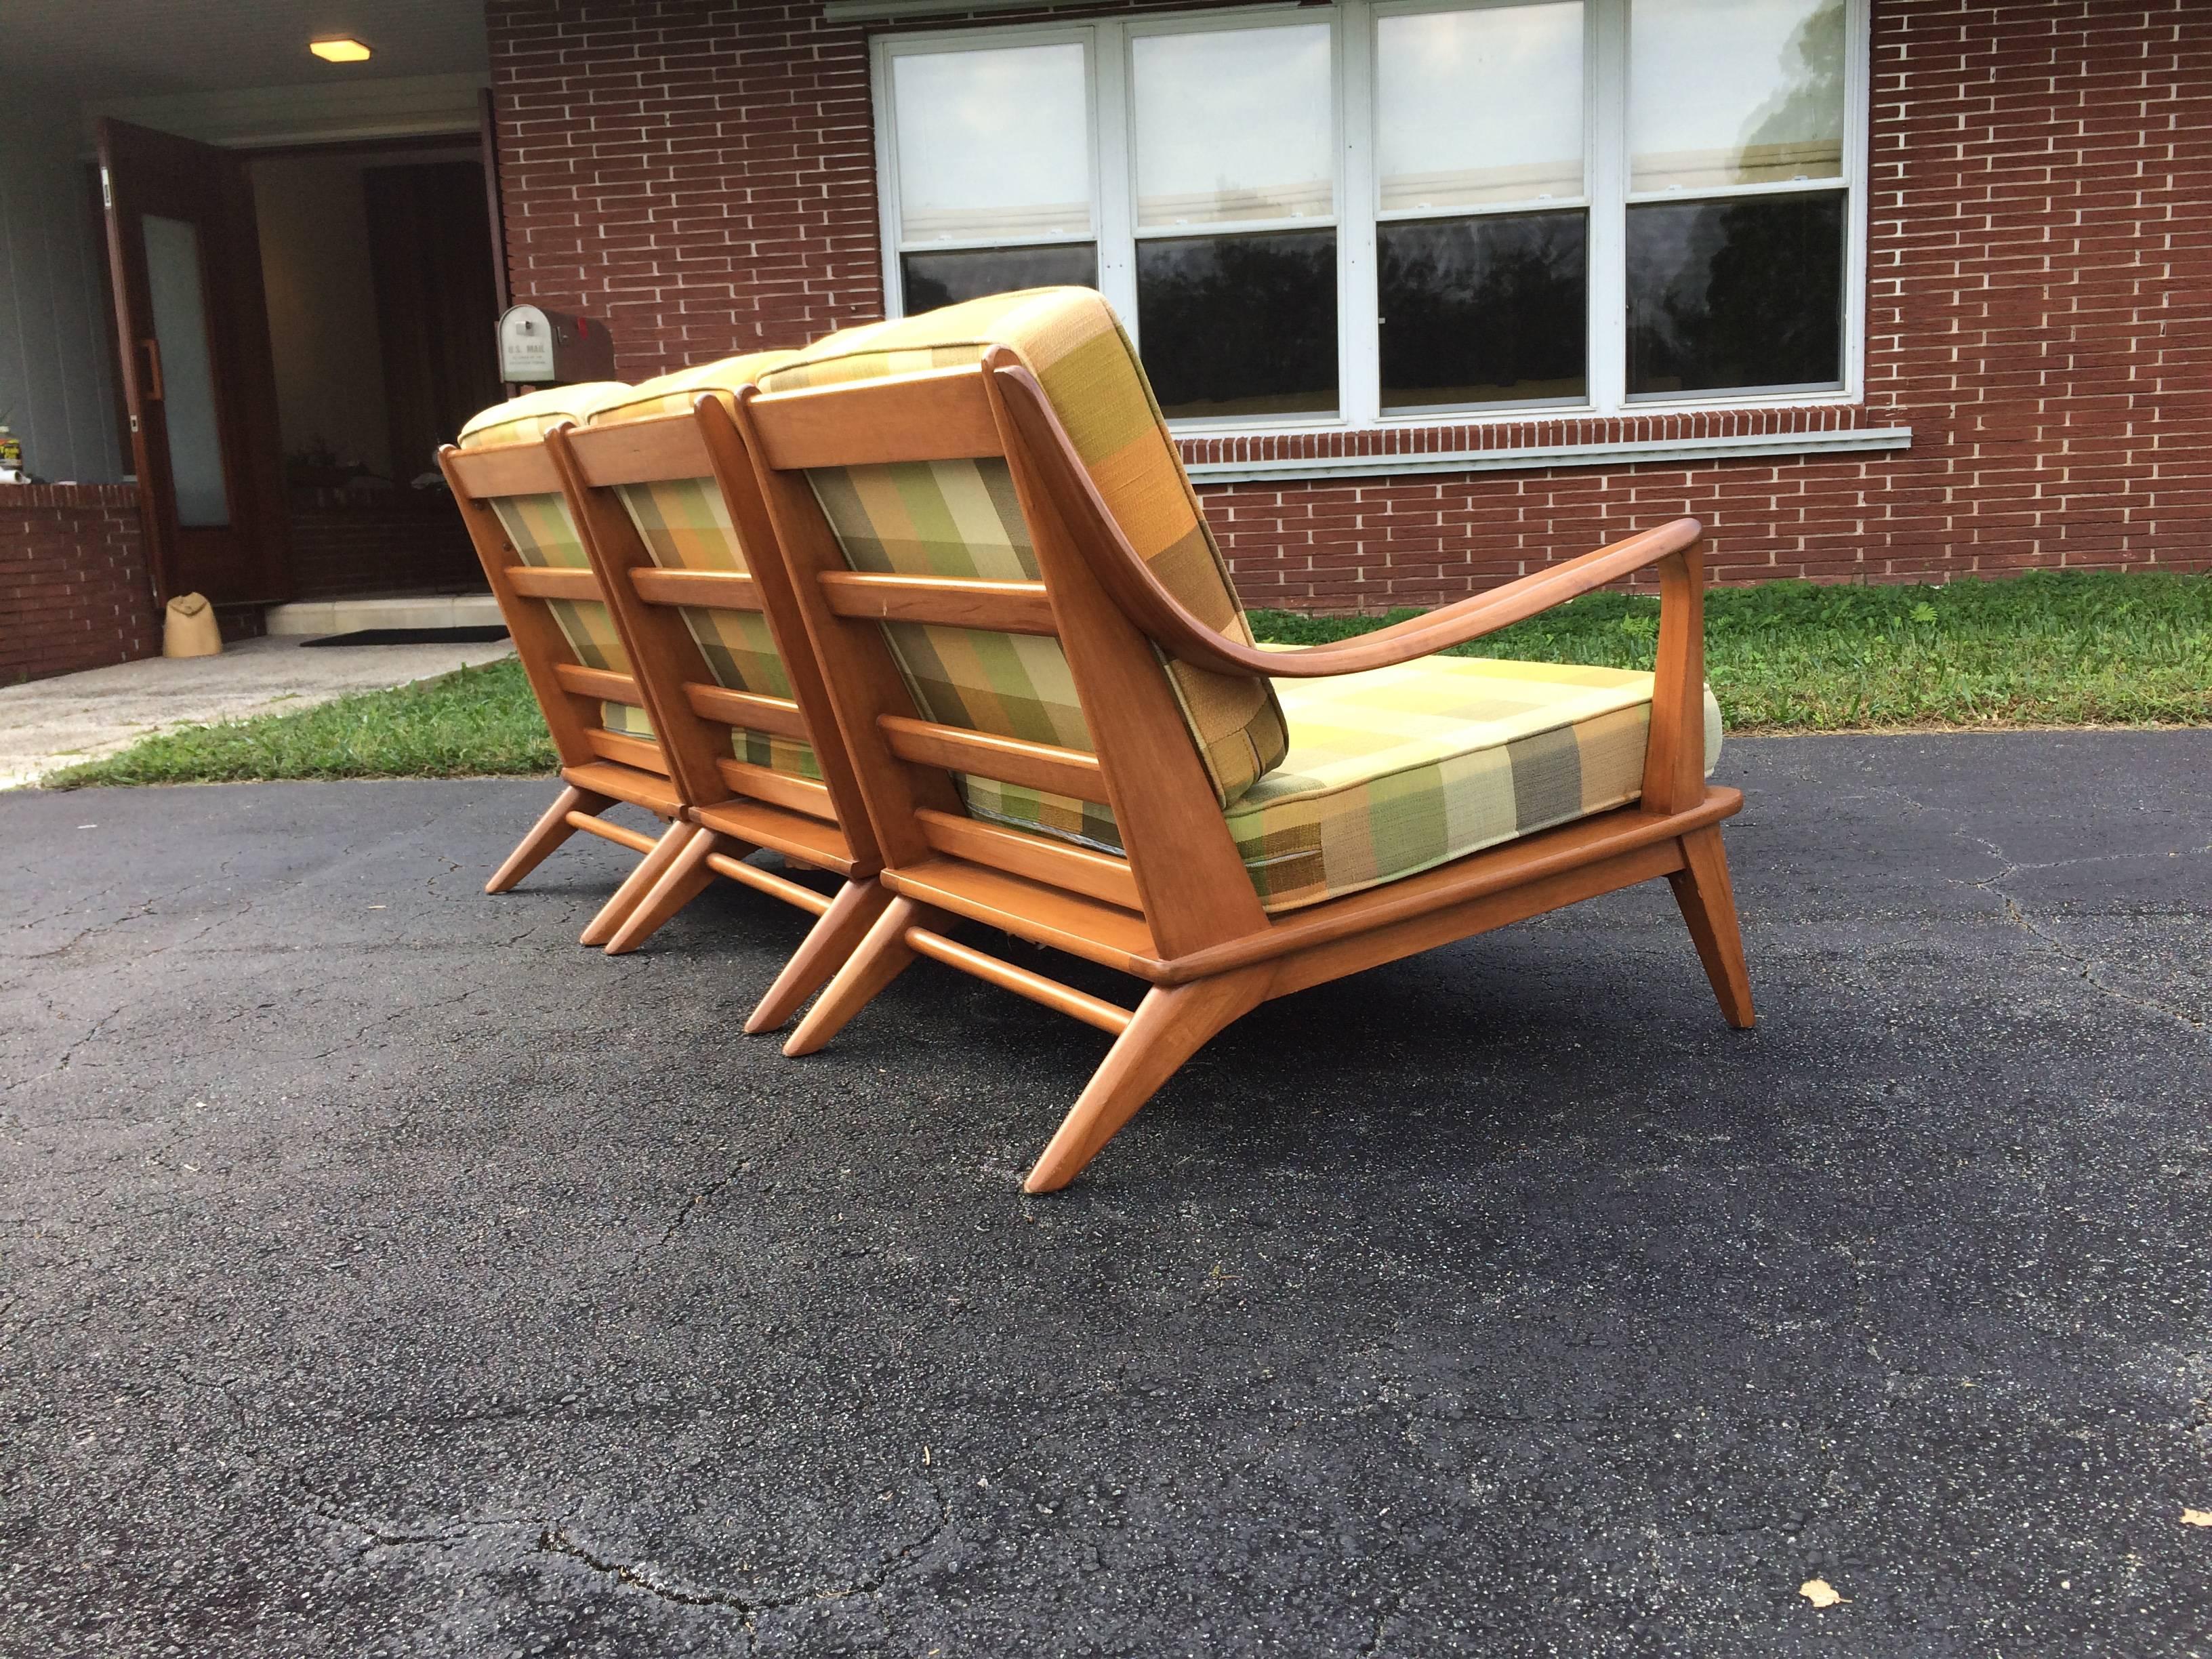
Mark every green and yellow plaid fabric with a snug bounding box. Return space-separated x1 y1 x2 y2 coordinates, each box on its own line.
584 350 819 780
758 288 1288 807
458 387 657 750
583 348 798 424
962 655 1723 914
1234 659 1724 912
456 382 630 447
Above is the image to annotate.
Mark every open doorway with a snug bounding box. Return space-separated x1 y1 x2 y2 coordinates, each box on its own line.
249 139 501 602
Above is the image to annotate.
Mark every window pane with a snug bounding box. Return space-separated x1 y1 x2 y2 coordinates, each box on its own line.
1626 192 1843 395
140 213 230 527
1629 0 1845 190
1132 24 1333 227
1377 3 1583 211
902 244 1099 315
1137 230 1336 418
1379 211 1586 411
893 44 1090 243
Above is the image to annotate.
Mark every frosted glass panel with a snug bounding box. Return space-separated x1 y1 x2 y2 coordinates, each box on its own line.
1132 24 1334 227
1378 3 1584 211
1630 0 1845 191
141 214 230 527
893 44 1092 243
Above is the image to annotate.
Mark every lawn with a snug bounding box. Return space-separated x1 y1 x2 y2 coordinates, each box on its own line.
39 570 2212 788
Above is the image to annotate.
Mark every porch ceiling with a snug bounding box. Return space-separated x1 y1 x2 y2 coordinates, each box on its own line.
10 0 487 100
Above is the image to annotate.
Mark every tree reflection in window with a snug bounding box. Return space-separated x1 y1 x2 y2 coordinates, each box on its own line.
1380 211 1586 410
1136 230 1338 419
1627 192 1843 396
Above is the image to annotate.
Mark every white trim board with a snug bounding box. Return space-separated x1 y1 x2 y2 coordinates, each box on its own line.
1184 425 1913 484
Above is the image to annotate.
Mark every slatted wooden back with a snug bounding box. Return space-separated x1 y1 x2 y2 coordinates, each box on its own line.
439 432 678 802
730 356 1271 961
548 405 878 880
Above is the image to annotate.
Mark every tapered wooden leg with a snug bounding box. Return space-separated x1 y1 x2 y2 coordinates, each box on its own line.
579 820 699 947
1023 966 1275 1195
603 828 720 956
782 895 942 1057
744 878 896 1035
1669 825 1755 1029
485 785 611 894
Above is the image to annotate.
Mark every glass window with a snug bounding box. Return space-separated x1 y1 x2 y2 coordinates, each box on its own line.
1374 0 1586 411
1132 22 1338 416
1130 25 1334 227
1138 230 1338 419
1626 192 1845 394
1629 0 1847 191
891 44 1092 242
874 2 1860 427
903 245 1101 317
140 213 230 527
1380 211 1588 411
1377 2 1584 212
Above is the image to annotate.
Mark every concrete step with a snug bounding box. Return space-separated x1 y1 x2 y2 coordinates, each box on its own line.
264 594 505 636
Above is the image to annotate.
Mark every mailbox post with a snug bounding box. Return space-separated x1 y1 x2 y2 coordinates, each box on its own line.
497 304 616 389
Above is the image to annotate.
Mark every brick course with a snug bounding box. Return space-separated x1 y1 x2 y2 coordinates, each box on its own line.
487 0 2212 609
0 484 159 685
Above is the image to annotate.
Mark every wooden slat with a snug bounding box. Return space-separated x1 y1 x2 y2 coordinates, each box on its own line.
558 760 683 818
562 413 713 487
818 571 1056 636
504 564 600 601
446 442 561 497
685 682 810 740
915 807 1139 912
569 813 658 857
715 757 836 819
702 848 836 917
630 567 762 611
880 715 1105 802
553 662 641 704
882 857 1158 977
1158 788 1744 985
586 729 667 775
748 365 1000 469
692 798 855 877
903 926 1132 1036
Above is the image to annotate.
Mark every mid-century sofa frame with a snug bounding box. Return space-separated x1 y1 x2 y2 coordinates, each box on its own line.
708 350 1753 1191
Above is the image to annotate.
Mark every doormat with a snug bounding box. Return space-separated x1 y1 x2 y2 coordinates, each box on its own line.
300 626 511 648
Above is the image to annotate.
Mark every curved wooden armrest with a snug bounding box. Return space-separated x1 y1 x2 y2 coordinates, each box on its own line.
985 355 1700 680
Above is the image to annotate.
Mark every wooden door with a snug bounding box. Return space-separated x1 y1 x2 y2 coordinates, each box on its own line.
97 119 290 606
364 161 504 485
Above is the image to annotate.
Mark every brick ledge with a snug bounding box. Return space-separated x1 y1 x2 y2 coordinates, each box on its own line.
1185 424 1912 485
0 481 140 508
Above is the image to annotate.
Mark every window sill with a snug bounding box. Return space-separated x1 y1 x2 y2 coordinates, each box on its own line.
1179 414 1911 485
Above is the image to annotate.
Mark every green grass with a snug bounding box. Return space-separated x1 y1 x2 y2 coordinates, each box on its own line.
42 657 556 789
38 571 2212 788
1252 569 2212 731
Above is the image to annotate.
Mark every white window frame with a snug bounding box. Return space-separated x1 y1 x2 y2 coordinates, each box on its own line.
869 0 1870 438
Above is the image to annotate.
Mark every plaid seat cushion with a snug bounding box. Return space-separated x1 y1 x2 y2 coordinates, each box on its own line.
456 383 631 447
581 351 819 781
966 656 1723 915
757 288 1288 808
457 386 656 750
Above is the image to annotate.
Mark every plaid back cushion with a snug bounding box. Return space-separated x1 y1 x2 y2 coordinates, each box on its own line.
756 289 1288 809
583 351 819 780
457 386 647 741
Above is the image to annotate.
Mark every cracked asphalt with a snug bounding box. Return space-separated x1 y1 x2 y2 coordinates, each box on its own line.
3 732 2208 1658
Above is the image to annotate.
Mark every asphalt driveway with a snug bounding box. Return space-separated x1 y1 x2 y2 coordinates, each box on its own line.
3 733 2207 1658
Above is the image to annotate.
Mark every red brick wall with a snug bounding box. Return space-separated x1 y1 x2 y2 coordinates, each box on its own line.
487 0 2212 608
287 489 486 601
0 484 160 685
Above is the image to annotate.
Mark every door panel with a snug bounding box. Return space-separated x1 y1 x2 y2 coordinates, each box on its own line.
98 119 290 605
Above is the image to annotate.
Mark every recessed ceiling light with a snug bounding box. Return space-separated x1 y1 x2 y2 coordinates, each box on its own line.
310 37 372 62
